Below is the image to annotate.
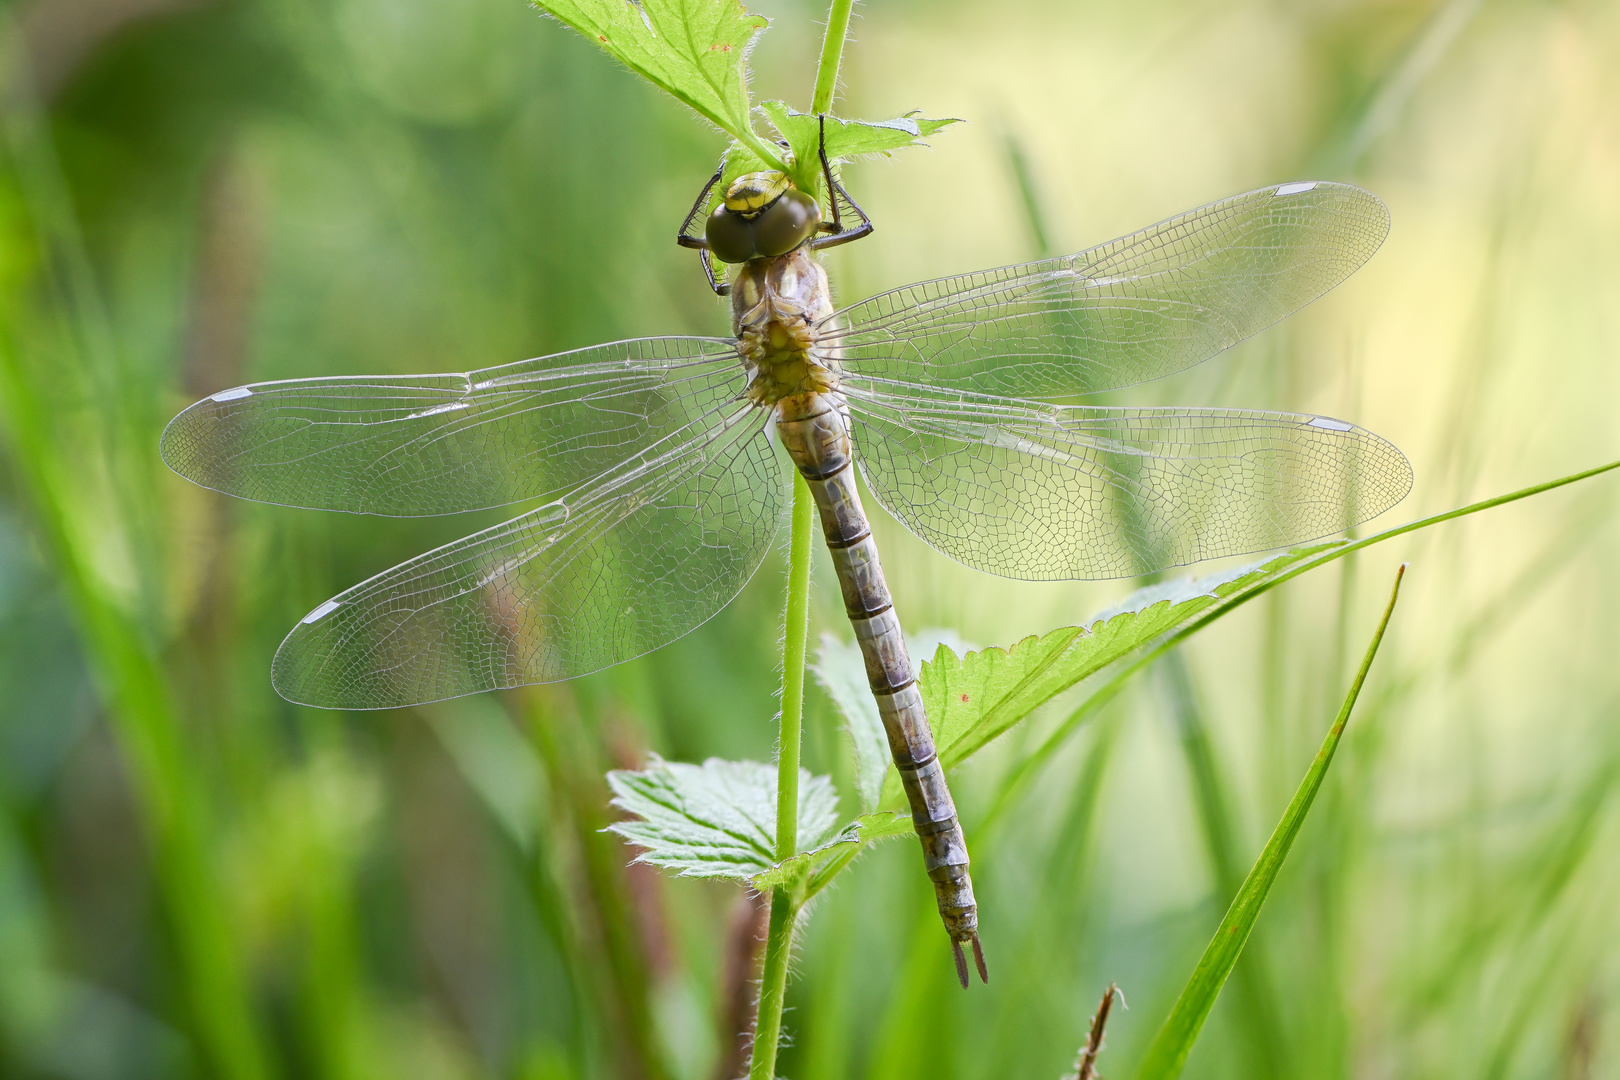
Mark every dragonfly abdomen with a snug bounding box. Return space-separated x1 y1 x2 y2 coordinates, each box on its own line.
775 392 987 987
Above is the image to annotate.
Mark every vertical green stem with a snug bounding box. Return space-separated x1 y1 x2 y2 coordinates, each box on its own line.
751 468 813 1080
750 890 799 1080
748 13 855 1073
775 469 814 863
811 0 856 117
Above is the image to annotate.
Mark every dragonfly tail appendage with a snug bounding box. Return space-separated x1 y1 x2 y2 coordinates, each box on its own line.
776 392 987 987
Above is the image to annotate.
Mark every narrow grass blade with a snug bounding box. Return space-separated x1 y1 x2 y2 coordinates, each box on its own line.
990 456 1620 813
1157 653 1286 1078
1132 563 1407 1080
0 70 270 1077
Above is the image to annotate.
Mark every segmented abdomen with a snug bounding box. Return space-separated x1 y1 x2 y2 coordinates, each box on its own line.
775 392 985 984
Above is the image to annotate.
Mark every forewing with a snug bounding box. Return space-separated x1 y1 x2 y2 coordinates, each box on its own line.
823 182 1388 398
845 385 1411 581
160 337 743 515
271 406 780 709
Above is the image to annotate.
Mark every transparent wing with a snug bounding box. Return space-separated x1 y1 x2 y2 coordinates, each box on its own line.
844 382 1412 581
271 405 780 709
821 182 1388 399
160 337 743 515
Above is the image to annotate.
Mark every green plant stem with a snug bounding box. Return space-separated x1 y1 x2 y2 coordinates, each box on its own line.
738 130 792 177
750 467 814 1079
811 0 856 117
776 469 814 863
1133 564 1407 1080
751 889 800 1080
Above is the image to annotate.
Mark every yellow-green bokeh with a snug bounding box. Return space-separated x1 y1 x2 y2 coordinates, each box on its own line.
0 0 1617 1077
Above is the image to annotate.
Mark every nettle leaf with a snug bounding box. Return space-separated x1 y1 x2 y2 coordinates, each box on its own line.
919 545 1346 773
811 634 887 812
814 629 975 812
607 756 842 880
718 105 961 204
759 102 960 184
535 0 782 168
608 758 913 893
751 810 913 895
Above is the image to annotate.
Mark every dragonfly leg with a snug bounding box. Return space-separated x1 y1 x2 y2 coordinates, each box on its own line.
676 165 731 295
677 164 723 238
810 113 874 251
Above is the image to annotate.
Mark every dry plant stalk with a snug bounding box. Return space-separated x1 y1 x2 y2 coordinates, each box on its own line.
1064 983 1121 1080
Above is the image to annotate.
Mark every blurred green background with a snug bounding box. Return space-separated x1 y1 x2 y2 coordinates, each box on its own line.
1 0 1618 1076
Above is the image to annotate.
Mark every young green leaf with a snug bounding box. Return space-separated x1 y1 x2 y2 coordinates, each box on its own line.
812 633 889 813
750 810 913 895
757 102 961 190
814 628 976 812
917 546 1345 774
1132 565 1406 1080
607 756 842 879
970 458 1620 822
534 0 785 170
715 105 961 211
607 758 913 896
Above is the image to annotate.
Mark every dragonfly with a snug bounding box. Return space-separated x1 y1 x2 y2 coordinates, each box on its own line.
160 130 1412 988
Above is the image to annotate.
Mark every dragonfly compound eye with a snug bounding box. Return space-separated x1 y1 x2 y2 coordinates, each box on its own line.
704 171 817 264
751 189 822 258
704 206 756 264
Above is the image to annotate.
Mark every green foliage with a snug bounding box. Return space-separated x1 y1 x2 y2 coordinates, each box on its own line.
919 548 1344 772
752 811 912 895
761 103 960 165
818 549 1347 810
607 756 839 879
812 629 972 812
0 94 271 1080
531 0 959 197
726 104 962 195
606 756 910 894
5 0 1620 1074
533 0 782 168
1134 566 1406 1080
811 633 890 813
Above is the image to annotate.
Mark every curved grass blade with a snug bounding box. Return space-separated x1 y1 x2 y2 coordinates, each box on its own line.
918 549 1341 773
947 455 1620 823
1131 563 1407 1080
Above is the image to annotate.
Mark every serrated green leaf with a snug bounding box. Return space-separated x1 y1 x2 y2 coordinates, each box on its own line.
812 633 887 813
714 106 961 205
863 545 1346 808
606 756 842 879
757 102 961 190
535 0 785 169
813 628 975 812
920 546 1345 772
750 810 913 894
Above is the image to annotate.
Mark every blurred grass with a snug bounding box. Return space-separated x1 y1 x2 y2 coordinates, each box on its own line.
0 0 1618 1077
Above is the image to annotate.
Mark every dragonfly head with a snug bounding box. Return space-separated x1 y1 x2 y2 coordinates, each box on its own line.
706 171 823 264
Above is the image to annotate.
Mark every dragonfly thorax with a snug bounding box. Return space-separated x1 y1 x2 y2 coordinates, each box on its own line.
732 247 840 407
